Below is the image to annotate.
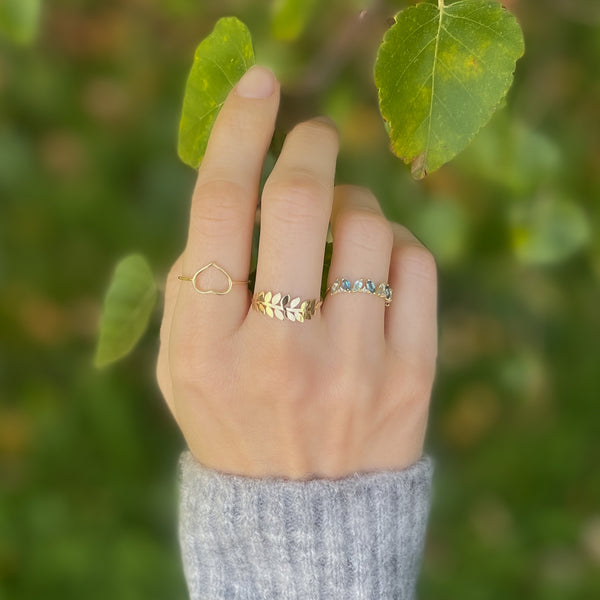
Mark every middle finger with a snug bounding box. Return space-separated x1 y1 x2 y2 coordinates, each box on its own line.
252 118 339 322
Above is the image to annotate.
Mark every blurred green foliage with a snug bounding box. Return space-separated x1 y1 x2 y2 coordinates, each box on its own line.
95 254 157 368
0 0 41 46
0 0 599 598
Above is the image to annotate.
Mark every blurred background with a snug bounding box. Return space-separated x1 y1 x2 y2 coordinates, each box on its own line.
1 0 599 598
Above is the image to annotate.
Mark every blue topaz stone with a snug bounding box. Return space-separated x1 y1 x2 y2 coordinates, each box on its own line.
366 279 376 293
341 278 351 291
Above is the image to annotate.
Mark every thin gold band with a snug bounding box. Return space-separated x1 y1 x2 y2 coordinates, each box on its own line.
178 262 248 295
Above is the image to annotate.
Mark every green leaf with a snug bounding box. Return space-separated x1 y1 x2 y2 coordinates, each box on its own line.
0 0 41 45
510 194 591 265
375 0 525 179
271 0 319 42
95 254 157 368
178 17 255 169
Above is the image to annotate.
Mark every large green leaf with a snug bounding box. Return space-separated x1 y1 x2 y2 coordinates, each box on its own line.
0 0 41 45
178 17 255 169
95 254 157 368
271 0 319 42
375 0 525 179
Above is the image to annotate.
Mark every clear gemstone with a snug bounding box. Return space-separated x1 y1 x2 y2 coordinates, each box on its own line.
353 279 364 291
376 283 386 294
331 281 340 293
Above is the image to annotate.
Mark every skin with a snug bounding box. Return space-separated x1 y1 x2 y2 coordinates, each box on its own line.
157 66 438 480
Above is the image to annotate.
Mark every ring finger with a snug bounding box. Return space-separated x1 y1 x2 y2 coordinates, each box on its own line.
324 185 394 351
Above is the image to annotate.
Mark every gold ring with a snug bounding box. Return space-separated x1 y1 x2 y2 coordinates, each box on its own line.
178 262 248 295
326 277 393 306
252 290 321 322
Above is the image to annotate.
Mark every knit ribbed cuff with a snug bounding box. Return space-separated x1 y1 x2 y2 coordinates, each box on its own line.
179 452 433 600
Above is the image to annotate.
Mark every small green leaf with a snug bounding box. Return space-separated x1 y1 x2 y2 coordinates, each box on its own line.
95 254 157 368
0 0 41 45
271 0 319 42
375 0 525 179
178 17 255 169
510 195 591 265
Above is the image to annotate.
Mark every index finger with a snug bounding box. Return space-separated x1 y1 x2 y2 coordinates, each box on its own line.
180 66 280 335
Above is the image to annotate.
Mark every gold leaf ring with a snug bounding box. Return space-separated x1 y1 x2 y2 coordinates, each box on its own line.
252 290 321 323
178 262 248 295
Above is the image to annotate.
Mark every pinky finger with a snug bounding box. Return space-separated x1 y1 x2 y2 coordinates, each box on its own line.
386 224 438 370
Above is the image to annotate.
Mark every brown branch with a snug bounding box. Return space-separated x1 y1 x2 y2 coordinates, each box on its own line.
288 0 391 97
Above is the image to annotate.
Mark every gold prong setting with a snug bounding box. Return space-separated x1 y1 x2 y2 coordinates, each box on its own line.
327 278 392 306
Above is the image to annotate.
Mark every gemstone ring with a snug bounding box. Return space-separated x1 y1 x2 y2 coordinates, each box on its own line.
326 277 393 307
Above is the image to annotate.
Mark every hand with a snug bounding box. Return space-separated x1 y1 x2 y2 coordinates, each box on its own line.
157 66 437 479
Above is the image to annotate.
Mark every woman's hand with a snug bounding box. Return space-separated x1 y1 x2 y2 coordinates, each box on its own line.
157 66 437 479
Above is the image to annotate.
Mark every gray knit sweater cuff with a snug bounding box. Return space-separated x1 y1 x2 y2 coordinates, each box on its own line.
179 452 433 600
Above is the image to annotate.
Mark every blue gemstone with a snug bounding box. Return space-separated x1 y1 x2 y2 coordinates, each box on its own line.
353 279 364 291
342 279 351 291
366 280 376 293
385 286 392 299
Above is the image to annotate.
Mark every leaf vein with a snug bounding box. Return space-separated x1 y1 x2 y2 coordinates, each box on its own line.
203 54 237 88
443 12 510 44
188 102 223 127
393 36 437 96
423 3 445 171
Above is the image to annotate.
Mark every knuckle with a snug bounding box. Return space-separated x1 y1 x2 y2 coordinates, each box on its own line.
190 178 250 237
170 339 200 379
335 372 372 407
387 349 436 399
327 355 376 403
292 118 339 147
263 172 329 225
335 209 394 253
171 342 224 394
216 107 260 136
396 244 438 284
399 358 437 401
248 351 310 404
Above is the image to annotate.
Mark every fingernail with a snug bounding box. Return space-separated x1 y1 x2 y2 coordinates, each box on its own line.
235 66 275 99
